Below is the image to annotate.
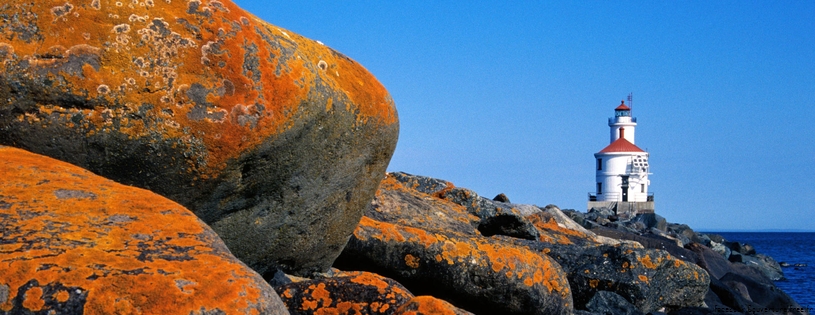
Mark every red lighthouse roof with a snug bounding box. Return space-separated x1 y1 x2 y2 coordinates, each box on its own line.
599 127 644 153
599 137 644 153
615 100 630 110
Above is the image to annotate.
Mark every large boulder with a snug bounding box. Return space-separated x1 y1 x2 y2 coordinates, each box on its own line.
275 271 413 315
0 0 398 276
335 216 573 315
0 146 288 314
515 237 709 313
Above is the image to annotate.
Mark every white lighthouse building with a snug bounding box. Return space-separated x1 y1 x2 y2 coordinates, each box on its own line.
588 101 654 217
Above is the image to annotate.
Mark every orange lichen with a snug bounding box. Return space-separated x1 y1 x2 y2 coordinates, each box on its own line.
349 273 390 294
527 214 591 245
0 0 398 177
638 275 649 283
0 147 278 314
55 290 71 303
589 279 599 288
638 254 658 269
22 287 45 311
404 254 420 269
395 296 460 315
354 216 569 297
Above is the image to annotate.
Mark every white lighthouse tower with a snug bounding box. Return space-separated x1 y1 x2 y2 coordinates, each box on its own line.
588 100 654 217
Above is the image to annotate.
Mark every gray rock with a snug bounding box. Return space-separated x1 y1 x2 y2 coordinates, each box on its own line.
709 241 731 260
556 243 709 313
630 213 668 232
493 193 510 203
585 291 645 315
740 254 785 281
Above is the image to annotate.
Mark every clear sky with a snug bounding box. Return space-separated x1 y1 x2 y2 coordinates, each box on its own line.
233 1 815 232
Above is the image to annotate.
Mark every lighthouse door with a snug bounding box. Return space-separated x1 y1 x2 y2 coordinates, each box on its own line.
620 175 629 202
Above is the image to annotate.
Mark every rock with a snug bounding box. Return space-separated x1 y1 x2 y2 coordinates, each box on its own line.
395 296 474 315
587 207 615 221
562 209 587 227
708 241 731 259
728 252 745 263
685 243 799 314
584 291 645 315
275 271 413 315
507 231 706 314
706 234 726 244
335 216 573 315
367 174 480 236
389 172 539 240
590 226 698 263
0 146 287 314
630 213 668 232
724 242 755 256
707 276 760 315
493 193 510 203
719 273 806 314
565 244 709 313
739 254 784 281
685 243 733 280
0 0 398 276
512 203 544 217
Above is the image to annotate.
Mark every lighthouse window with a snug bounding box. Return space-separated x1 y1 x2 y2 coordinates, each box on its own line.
641 184 645 193
597 158 602 170
597 182 602 194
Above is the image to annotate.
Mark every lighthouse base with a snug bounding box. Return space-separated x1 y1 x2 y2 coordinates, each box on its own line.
587 201 654 219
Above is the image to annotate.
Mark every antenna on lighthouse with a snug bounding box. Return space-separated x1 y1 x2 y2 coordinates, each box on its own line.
627 93 633 115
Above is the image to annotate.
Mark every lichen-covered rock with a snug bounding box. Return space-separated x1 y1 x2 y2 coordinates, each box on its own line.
275 271 412 315
388 172 539 240
335 216 573 315
395 296 474 315
568 245 709 313
368 174 481 236
0 0 398 276
0 146 288 314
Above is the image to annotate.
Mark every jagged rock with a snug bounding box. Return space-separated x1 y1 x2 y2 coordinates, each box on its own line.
0 0 398 276
367 174 480 236
585 291 645 315
685 243 800 314
630 213 668 232
740 254 784 281
706 234 726 244
590 226 697 262
719 273 805 314
388 172 539 240
709 241 731 259
395 296 474 315
587 208 615 221
507 233 707 313
724 242 756 256
513 203 544 217
0 146 287 314
565 244 709 313
335 216 573 315
493 193 510 203
274 271 413 315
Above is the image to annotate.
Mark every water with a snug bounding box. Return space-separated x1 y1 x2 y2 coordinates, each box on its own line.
713 232 814 308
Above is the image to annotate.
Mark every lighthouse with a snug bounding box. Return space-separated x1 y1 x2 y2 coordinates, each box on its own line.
588 100 654 217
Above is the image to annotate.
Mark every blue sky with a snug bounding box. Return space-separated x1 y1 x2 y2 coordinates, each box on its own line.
234 1 815 231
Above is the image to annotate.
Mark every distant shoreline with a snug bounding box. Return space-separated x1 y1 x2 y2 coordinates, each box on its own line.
699 230 815 233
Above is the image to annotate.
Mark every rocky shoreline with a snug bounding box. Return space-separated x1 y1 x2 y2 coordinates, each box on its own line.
0 0 806 313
